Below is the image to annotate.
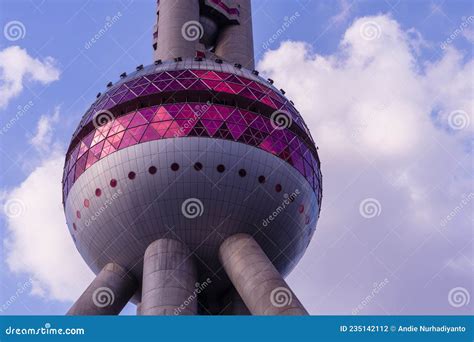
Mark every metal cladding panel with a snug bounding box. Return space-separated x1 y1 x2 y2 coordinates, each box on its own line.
65 138 319 294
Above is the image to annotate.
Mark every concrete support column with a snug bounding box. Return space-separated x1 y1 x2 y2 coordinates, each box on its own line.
219 234 308 315
136 302 142 315
140 239 198 315
219 287 250 315
215 0 254 69
155 0 200 61
67 263 137 315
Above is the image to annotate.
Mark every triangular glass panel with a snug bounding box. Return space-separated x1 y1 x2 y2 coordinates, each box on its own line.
128 112 148 128
227 123 247 140
152 107 173 121
128 125 146 141
201 119 222 136
140 124 161 142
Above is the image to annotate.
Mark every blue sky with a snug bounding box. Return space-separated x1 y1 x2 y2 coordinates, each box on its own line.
0 0 472 316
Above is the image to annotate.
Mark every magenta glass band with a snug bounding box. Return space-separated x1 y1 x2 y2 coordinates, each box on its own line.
63 103 322 202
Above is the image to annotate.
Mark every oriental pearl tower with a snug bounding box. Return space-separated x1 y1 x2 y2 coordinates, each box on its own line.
64 0 322 316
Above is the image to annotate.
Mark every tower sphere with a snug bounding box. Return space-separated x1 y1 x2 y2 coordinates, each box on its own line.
62 59 322 298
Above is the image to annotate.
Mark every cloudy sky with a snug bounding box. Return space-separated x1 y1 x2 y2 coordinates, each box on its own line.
0 0 472 315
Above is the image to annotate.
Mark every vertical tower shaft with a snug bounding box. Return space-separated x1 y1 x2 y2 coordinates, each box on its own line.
140 239 198 315
153 0 254 68
154 0 200 62
215 0 254 68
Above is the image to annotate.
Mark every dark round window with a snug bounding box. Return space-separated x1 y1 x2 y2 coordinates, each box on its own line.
171 163 180 171
238 169 247 177
110 179 117 188
83 199 90 208
73 223 77 231
128 171 136 180
258 175 266 184
194 162 203 171
275 184 282 192
148 166 157 175
76 210 81 219
217 164 225 173
95 188 102 197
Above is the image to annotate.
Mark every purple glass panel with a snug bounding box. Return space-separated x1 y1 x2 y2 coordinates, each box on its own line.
140 124 161 142
201 119 222 136
129 112 149 128
227 123 247 140
64 101 318 199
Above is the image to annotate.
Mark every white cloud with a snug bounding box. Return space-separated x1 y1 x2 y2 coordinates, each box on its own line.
0 46 60 109
329 0 354 25
29 106 61 152
259 14 473 314
2 110 93 302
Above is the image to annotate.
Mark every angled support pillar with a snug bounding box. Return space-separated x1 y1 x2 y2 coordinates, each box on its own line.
67 263 137 315
219 234 308 316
